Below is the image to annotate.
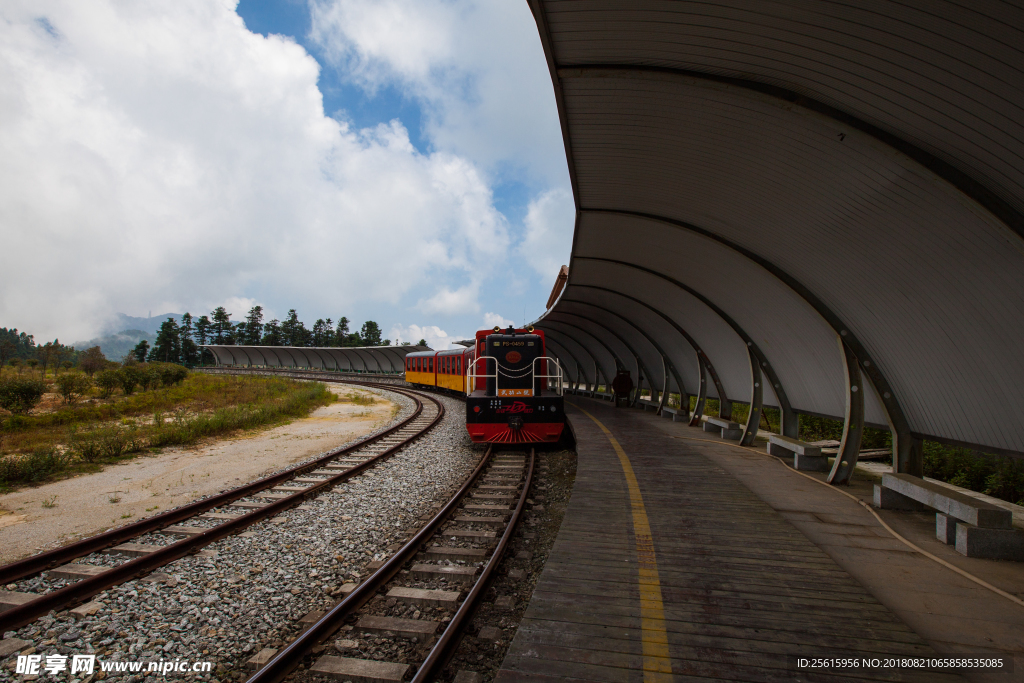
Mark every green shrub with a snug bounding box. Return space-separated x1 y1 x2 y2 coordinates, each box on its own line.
69 424 144 463
923 442 1024 506
117 365 144 396
54 373 92 405
0 448 75 487
136 365 158 391
984 459 1024 505
0 377 47 414
95 369 120 399
159 364 188 386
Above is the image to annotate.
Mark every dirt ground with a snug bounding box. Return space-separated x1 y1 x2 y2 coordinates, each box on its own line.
0 385 395 564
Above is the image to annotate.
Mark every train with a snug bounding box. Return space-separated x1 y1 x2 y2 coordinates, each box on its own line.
404 325 566 444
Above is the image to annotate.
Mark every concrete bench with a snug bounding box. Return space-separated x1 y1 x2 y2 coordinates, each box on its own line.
659 406 688 422
876 473 1024 561
703 416 743 440
767 434 829 472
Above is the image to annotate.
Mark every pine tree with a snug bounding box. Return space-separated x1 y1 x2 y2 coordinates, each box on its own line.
211 307 232 344
312 319 331 347
360 321 383 346
133 339 150 363
179 313 199 366
335 317 350 346
244 306 264 344
262 319 282 346
149 318 181 363
195 316 211 345
281 310 310 346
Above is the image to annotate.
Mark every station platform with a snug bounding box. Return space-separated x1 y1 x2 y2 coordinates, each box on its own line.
496 396 1024 682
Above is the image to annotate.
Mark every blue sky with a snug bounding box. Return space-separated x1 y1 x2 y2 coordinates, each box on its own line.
230 0 572 344
0 0 574 348
238 0 428 151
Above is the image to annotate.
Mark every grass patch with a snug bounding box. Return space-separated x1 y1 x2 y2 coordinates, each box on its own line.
336 391 379 406
0 374 335 491
148 381 334 447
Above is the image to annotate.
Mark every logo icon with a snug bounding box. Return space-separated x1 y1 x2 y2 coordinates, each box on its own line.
495 401 534 414
505 351 522 363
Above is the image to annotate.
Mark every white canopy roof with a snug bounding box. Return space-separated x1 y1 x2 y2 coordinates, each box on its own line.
528 0 1024 459
202 345 430 374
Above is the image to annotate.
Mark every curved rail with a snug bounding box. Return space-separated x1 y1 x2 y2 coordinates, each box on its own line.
248 447 535 683
0 381 444 632
414 448 536 681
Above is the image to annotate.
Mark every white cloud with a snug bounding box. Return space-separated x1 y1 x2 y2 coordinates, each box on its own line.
417 284 480 316
519 188 575 281
0 0 510 340
389 323 464 350
219 297 261 321
309 0 568 187
482 312 513 330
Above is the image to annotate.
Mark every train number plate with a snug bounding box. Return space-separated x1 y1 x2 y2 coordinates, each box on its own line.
498 388 533 397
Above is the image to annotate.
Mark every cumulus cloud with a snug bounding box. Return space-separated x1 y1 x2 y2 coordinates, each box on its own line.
0 0 512 340
389 323 464 350
309 0 568 186
417 284 481 316
519 187 575 281
482 312 513 329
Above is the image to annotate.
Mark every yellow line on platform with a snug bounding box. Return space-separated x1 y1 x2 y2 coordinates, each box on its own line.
576 406 673 682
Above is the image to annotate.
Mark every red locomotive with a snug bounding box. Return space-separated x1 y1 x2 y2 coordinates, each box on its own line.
403 326 565 444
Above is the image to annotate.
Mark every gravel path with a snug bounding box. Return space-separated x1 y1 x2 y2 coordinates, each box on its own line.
1 388 482 682
0 384 394 564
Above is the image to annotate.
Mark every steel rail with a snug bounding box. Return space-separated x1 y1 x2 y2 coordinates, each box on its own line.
0 380 424 585
245 443 497 683
412 447 535 682
0 384 444 631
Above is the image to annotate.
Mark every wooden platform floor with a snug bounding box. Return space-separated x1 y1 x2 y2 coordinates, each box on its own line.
495 398 965 682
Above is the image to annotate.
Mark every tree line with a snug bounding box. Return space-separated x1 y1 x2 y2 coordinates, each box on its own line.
136 306 427 366
0 328 79 376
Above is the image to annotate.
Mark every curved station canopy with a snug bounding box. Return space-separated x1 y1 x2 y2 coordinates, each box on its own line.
203 345 429 374
528 0 1024 471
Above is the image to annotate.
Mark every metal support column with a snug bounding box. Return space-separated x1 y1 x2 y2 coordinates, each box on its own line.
657 355 669 415
782 403 799 438
689 353 708 427
828 339 865 485
739 346 763 446
632 355 644 407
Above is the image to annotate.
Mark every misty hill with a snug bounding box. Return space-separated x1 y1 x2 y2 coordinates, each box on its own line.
101 313 183 336
72 329 156 361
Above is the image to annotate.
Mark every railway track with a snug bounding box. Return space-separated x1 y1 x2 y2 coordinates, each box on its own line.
0 381 443 633
248 445 535 683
